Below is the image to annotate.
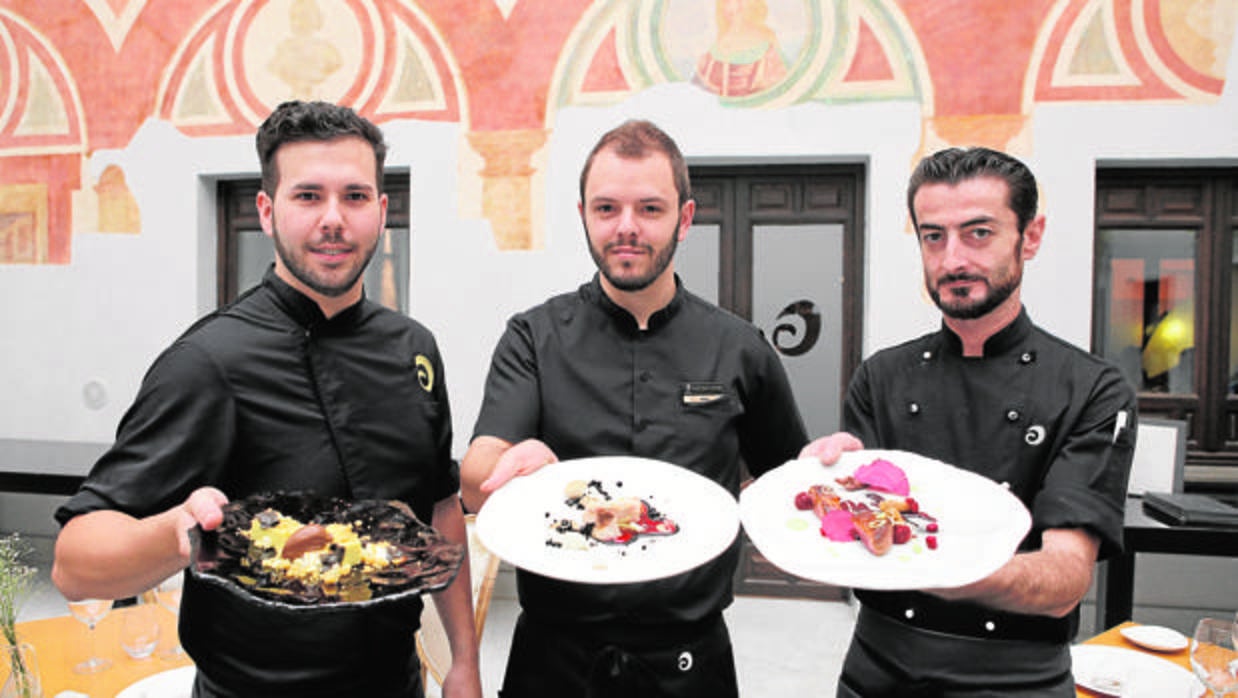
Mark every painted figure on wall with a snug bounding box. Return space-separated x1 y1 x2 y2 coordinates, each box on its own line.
693 0 789 97
268 0 343 100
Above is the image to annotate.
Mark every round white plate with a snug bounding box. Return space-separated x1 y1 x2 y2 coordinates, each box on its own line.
1120 624 1189 652
115 666 195 698
1071 644 1202 697
738 451 1031 590
476 456 739 584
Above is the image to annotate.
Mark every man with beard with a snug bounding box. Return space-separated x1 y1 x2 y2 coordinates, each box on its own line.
460 119 807 697
52 101 482 698
801 147 1137 697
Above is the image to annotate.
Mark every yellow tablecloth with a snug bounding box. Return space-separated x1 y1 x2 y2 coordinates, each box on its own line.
2 605 191 697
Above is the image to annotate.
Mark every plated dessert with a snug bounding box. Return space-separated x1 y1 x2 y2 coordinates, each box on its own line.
192 491 464 607
792 458 939 557
545 479 679 550
738 451 1031 590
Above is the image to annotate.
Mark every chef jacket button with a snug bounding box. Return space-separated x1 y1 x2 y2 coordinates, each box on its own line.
1019 351 1036 364
1006 409 1020 422
985 621 996 632
908 402 920 415
921 351 932 361
904 608 915 620
639 371 651 382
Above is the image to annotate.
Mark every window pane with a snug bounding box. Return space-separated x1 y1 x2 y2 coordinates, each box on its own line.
1095 228 1196 394
1230 228 1238 395
753 223 844 435
680 223 720 305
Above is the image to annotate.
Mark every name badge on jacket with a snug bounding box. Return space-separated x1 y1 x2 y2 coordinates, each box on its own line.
682 382 727 405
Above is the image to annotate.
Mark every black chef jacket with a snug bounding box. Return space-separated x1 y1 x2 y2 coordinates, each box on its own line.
472 274 808 625
844 308 1137 642
56 267 458 698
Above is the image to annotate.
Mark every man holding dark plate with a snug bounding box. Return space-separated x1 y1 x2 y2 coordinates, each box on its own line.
51 101 481 698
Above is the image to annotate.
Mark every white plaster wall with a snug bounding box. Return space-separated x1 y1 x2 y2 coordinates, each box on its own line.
3 38 1238 472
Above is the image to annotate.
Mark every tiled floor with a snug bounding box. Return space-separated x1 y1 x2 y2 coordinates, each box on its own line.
16 534 856 697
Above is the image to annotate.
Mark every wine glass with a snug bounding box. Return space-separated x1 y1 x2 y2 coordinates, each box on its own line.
154 572 185 659
1190 617 1238 697
67 598 114 674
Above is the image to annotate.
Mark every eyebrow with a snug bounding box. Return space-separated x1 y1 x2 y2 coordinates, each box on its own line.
918 215 997 232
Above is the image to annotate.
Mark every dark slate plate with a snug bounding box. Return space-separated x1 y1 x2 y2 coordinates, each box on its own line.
189 491 464 612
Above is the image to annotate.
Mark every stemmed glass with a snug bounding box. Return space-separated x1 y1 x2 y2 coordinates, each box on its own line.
154 572 185 659
1190 617 1238 697
66 598 114 674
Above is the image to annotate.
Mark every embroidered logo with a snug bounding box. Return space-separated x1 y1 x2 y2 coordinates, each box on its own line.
1024 425 1046 445
677 651 693 672
415 354 434 392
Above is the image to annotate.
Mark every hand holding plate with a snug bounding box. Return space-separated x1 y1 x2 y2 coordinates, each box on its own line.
481 438 559 494
798 432 864 465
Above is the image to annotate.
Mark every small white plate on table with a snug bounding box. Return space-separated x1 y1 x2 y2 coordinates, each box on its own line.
114 665 195 698
1071 644 1202 697
1119 624 1189 652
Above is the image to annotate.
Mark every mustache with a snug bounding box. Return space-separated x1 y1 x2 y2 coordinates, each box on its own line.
937 272 986 285
603 240 653 253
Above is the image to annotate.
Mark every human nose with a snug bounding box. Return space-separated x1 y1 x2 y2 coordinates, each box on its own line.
940 232 969 271
616 205 638 236
320 196 345 230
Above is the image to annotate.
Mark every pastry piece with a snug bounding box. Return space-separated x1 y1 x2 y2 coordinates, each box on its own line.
852 510 894 556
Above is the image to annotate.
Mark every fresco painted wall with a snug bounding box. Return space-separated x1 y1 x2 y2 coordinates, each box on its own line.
1 0 1231 261
1 0 1237 469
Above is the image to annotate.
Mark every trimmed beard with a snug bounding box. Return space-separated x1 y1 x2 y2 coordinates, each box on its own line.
588 227 679 292
271 225 378 299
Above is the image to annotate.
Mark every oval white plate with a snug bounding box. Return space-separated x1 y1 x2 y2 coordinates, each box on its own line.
477 456 739 584
1071 644 1202 698
1120 624 1189 652
115 666 195 698
738 451 1031 590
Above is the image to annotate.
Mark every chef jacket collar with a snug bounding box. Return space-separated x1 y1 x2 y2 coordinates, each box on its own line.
585 272 685 334
260 264 368 330
939 306 1033 357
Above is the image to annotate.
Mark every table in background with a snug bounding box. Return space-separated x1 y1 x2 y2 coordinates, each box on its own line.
1 605 191 696
1094 495 1238 630
1078 621 1193 697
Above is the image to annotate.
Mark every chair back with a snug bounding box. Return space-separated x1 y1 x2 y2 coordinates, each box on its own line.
1127 417 1187 496
416 513 502 687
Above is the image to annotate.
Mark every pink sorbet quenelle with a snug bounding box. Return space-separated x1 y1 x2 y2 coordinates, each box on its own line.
853 459 910 496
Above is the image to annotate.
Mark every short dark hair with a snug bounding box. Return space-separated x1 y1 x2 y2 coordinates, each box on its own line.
579 119 691 208
256 100 388 196
907 147 1038 232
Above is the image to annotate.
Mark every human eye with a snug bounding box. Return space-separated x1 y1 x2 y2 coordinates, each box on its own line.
918 230 943 245
292 189 319 202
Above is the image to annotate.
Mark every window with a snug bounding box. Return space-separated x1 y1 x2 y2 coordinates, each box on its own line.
1093 170 1238 472
216 173 411 311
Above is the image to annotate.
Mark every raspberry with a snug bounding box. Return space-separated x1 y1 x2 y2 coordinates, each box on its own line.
905 497 919 513
892 524 911 545
793 491 813 510
926 522 939 533
926 535 938 550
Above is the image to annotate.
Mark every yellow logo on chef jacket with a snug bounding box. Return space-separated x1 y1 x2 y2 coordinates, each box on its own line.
415 354 434 392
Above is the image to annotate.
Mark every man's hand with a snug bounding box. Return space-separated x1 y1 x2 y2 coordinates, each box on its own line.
480 438 558 494
176 486 229 558
799 432 864 465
